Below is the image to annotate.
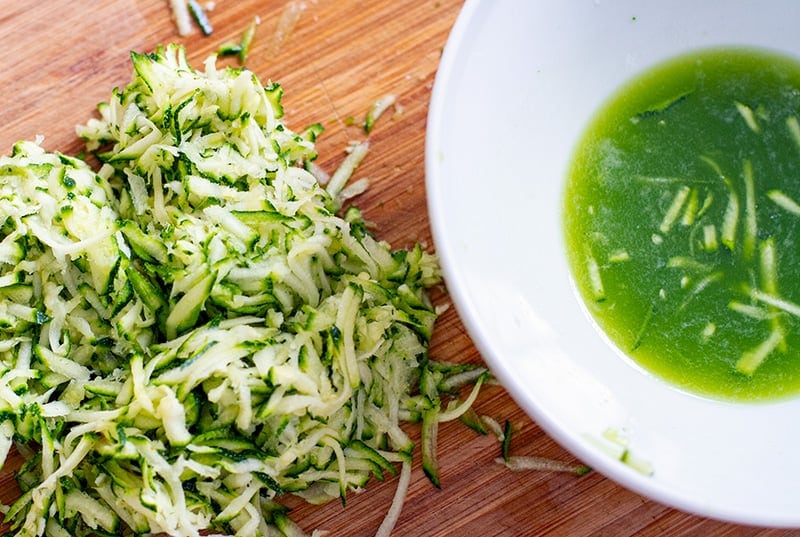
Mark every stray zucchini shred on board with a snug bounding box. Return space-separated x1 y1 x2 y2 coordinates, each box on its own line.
0 44 492 537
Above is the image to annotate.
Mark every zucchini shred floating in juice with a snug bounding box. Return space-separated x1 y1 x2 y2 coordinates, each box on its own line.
0 44 488 537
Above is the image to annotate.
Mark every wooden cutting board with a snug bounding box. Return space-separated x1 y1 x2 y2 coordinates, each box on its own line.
0 1 797 535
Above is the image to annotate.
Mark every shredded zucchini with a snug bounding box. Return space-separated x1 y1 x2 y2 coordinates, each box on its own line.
188 0 214 36
0 44 490 537
364 94 397 134
169 0 195 36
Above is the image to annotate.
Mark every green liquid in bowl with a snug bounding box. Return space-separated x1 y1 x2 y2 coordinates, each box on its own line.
564 47 800 402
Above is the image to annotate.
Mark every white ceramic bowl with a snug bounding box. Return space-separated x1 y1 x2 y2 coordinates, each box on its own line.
426 0 800 527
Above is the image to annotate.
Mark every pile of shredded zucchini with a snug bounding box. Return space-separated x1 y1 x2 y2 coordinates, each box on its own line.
0 44 487 537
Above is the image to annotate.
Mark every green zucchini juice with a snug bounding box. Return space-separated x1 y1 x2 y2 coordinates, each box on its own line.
564 47 800 401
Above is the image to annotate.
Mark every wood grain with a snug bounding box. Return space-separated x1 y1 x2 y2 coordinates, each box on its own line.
0 1 798 535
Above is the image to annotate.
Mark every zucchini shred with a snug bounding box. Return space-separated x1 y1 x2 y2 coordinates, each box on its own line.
0 44 488 537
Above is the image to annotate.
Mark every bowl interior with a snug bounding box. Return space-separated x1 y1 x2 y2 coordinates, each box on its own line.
426 0 800 527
